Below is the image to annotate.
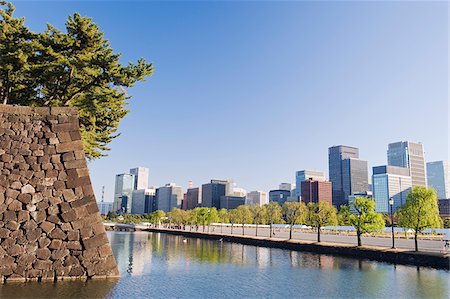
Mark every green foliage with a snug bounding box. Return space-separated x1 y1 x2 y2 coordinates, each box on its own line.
396 186 442 251
265 202 283 237
282 202 306 239
337 205 352 226
0 3 153 159
250 205 266 225
218 208 229 224
304 202 337 242
347 197 384 246
106 210 117 220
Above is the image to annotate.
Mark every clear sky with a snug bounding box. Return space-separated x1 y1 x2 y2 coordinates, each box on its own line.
13 1 449 202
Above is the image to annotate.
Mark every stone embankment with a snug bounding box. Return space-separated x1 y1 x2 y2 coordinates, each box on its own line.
0 105 119 282
143 227 450 270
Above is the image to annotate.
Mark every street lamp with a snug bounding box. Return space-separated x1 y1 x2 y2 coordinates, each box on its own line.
389 197 395 249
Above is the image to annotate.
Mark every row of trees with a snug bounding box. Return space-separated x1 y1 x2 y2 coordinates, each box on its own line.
107 186 442 251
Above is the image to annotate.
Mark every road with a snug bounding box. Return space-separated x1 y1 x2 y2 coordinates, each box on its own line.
186 225 446 253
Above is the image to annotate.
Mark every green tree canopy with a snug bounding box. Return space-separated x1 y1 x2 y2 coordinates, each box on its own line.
282 202 306 239
347 197 385 246
235 205 253 235
396 186 442 251
250 205 266 237
265 202 283 237
304 202 337 243
0 2 153 159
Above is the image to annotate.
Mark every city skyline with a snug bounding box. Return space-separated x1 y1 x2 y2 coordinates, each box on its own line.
12 2 448 202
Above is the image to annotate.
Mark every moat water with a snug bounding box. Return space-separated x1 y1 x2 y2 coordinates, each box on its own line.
0 231 449 298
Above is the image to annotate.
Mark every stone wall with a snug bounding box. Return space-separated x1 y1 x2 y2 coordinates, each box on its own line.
0 105 119 282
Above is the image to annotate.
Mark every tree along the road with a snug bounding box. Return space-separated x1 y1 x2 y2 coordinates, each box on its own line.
0 2 153 159
250 205 266 237
235 205 253 235
265 202 283 238
218 208 229 233
150 210 165 227
207 208 219 232
282 202 306 239
346 197 385 246
228 209 239 234
396 186 442 251
304 202 337 243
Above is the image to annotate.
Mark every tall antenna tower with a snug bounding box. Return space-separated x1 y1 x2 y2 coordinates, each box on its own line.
101 186 105 203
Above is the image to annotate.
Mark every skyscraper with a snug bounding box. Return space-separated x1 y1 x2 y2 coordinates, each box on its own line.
201 180 228 209
155 183 183 212
246 191 268 206
328 145 365 207
300 178 332 206
130 167 149 190
268 189 291 205
372 165 412 213
186 187 202 210
295 170 325 198
131 188 156 214
342 158 369 202
427 161 450 199
387 141 427 187
113 173 135 213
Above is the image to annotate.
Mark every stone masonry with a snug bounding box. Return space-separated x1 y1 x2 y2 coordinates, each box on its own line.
0 105 119 282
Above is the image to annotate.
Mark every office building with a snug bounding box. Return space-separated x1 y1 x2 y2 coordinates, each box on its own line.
155 183 183 212
387 141 427 187
300 178 332 205
269 189 291 205
202 180 228 208
130 167 149 190
372 165 412 213
295 170 325 198
427 161 450 199
246 191 268 206
131 188 156 214
342 158 369 203
113 173 135 213
97 201 114 215
279 183 292 191
438 199 450 219
186 187 202 210
328 145 368 207
220 196 246 210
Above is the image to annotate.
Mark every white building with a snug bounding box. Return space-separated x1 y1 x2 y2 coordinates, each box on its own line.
246 191 268 206
130 167 149 190
427 161 450 199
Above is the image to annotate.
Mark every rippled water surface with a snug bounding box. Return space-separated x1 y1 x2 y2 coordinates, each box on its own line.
0 231 449 298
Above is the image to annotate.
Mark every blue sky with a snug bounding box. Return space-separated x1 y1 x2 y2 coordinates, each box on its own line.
13 1 448 202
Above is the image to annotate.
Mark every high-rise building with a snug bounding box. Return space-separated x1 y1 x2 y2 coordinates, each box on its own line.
269 190 291 205
113 173 135 213
279 183 292 191
372 165 412 213
328 145 369 207
155 183 183 212
220 196 246 209
300 179 332 206
295 170 325 198
186 187 202 210
131 188 156 214
201 180 228 209
130 167 149 190
246 191 268 206
427 161 450 199
342 158 369 203
387 141 427 187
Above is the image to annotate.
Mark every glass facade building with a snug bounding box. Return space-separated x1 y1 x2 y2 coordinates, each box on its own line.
113 173 135 213
130 167 149 190
295 170 325 198
269 190 291 205
372 165 412 213
201 180 227 209
155 184 183 212
387 141 427 187
220 196 246 210
427 161 450 199
342 158 369 203
131 188 156 214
